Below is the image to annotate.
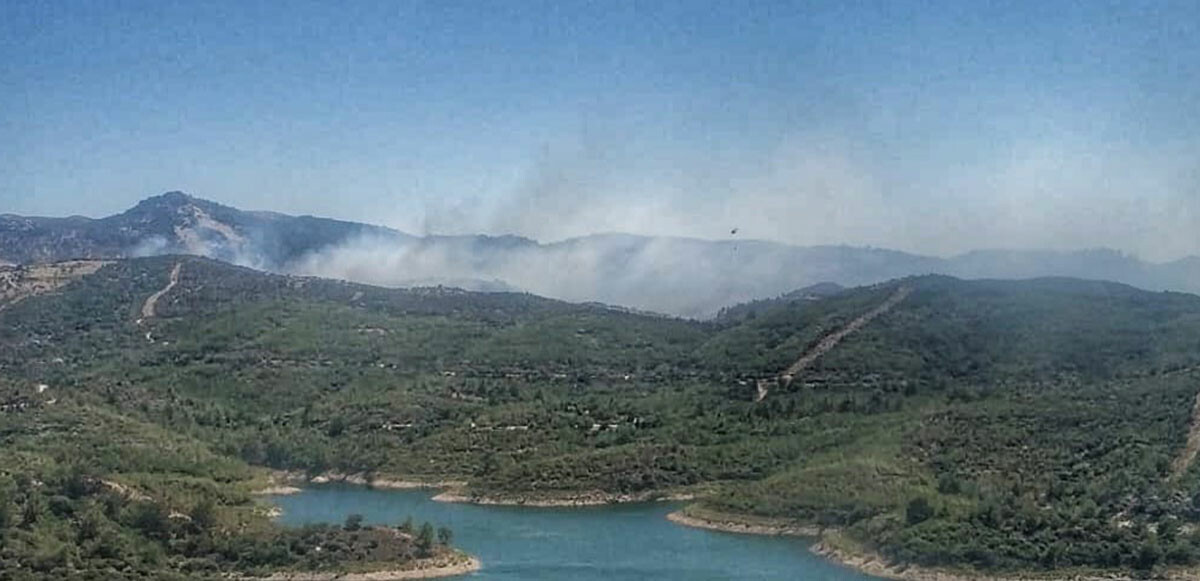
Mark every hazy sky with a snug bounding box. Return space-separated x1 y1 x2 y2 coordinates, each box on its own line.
2 1 1198 260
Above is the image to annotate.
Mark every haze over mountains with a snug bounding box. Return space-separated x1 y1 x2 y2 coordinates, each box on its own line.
3 191 1198 318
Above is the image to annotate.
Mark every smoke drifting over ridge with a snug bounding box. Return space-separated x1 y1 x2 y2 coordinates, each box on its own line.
200 125 1196 319
368 131 1200 265
259 128 1200 318
5 119 1200 319
7 0 1199 281
4 187 1200 319
285 233 900 319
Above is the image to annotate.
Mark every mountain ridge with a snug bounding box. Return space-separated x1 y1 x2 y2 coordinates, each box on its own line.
3 191 1198 317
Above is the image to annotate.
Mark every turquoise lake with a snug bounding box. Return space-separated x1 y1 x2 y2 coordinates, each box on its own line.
271 485 881 580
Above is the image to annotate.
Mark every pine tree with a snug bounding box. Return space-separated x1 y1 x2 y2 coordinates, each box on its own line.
417 522 436 557
437 526 453 546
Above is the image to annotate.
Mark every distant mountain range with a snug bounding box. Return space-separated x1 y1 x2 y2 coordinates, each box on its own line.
3 191 1199 317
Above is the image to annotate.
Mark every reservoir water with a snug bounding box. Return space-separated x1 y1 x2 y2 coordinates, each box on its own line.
271 485 881 580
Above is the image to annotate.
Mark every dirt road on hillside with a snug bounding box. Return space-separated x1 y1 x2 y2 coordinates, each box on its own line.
140 262 181 321
1169 390 1200 482
756 285 912 402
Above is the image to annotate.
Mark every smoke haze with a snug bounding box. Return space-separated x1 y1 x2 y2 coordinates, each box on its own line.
376 131 1199 263
3 1 1199 314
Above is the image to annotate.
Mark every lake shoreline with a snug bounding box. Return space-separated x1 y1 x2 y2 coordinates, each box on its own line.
257 471 467 495
266 483 1159 581
262 478 1158 581
667 508 1152 581
432 488 695 507
665 507 822 536
807 540 1162 581
663 507 1148 581
258 470 700 507
811 540 991 581
252 554 481 580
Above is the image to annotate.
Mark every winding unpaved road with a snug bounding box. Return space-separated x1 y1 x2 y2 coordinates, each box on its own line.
140 262 182 321
1169 390 1200 482
757 285 913 402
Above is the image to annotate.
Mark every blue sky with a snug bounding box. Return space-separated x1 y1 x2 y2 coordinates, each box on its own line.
2 1 1197 259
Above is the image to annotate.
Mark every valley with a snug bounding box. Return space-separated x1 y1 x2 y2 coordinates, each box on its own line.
3 256 1200 578
8 1 1193 578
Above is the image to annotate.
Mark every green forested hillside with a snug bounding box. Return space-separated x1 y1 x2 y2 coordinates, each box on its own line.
4 256 1200 576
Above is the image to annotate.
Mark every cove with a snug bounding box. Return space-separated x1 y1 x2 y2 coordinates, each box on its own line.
270 485 882 580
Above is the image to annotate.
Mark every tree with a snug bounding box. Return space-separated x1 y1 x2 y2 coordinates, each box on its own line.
77 505 106 542
343 513 364 531
63 466 98 499
48 495 73 517
437 526 453 546
936 474 962 495
906 497 934 525
21 493 43 528
192 498 217 532
326 416 347 438
1156 514 1179 541
1134 541 1162 570
478 453 498 476
130 501 170 539
417 522 435 557
399 516 414 534
0 490 10 530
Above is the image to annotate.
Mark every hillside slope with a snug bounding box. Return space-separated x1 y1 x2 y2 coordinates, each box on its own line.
5 192 1200 317
3 258 1200 575
0 192 409 267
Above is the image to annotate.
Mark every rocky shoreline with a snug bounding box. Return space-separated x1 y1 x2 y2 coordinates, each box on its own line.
809 541 1160 581
257 470 703 508
666 508 1145 581
256 471 466 494
252 485 303 496
665 509 822 536
811 541 970 581
432 488 695 507
253 477 1155 581
251 555 481 580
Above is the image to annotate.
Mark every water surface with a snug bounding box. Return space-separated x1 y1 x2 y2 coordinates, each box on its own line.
272 485 881 580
